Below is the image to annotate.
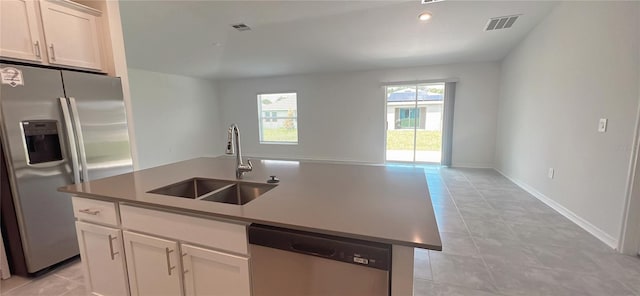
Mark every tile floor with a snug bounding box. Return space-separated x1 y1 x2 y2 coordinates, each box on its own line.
2 167 640 296
413 167 640 296
0 260 85 296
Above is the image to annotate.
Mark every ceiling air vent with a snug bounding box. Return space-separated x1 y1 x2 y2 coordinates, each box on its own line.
231 23 251 32
485 15 520 31
421 0 445 3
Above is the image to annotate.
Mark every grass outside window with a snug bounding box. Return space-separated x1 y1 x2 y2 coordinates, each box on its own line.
387 130 441 151
262 127 298 143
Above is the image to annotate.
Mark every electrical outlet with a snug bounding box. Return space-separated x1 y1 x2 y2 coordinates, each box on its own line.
548 168 554 179
598 118 608 133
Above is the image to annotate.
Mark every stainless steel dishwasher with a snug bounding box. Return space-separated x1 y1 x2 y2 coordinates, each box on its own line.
248 224 391 296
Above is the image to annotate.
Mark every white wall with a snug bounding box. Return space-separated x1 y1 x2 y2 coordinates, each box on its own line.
495 1 640 246
128 68 224 169
217 62 500 166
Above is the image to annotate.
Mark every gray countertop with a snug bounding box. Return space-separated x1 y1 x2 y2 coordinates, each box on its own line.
60 156 442 250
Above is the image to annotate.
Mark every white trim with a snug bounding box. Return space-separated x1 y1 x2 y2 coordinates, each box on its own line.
259 141 297 145
46 0 102 16
383 85 389 163
381 78 459 87
236 154 381 166
619 23 640 254
618 97 640 254
495 168 618 250
450 163 494 169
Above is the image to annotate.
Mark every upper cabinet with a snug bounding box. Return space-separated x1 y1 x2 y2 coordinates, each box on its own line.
0 0 43 62
39 0 103 70
0 0 104 72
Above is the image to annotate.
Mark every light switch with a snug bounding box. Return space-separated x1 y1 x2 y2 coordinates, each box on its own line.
548 168 554 179
598 118 608 133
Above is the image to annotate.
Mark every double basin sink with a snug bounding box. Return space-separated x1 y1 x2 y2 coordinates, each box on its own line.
148 178 277 205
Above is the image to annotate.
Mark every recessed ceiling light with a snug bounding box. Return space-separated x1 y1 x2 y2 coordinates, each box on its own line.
418 12 432 21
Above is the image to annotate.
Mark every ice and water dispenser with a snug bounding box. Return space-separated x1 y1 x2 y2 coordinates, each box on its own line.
22 120 63 164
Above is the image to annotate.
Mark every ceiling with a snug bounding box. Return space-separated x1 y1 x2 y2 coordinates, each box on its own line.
119 0 557 80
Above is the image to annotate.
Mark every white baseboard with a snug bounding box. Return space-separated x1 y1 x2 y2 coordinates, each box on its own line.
451 163 494 169
236 154 381 166
495 168 618 250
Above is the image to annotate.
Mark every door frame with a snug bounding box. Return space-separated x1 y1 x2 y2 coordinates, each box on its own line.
618 69 640 254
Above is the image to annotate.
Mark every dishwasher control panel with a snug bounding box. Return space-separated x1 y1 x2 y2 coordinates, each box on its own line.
248 224 391 271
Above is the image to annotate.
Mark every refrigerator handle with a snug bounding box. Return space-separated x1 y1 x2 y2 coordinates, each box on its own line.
59 98 81 184
68 97 89 182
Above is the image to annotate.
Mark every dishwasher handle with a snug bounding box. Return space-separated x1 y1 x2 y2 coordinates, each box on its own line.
291 242 336 258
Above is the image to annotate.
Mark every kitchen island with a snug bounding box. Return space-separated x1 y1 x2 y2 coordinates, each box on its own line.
60 156 441 296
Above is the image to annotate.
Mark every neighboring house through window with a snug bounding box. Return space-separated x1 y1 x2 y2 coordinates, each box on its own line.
257 93 298 143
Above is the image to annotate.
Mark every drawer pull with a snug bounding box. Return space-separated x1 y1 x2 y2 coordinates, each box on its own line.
34 41 41 58
79 208 100 215
165 248 176 276
108 235 119 260
49 44 56 61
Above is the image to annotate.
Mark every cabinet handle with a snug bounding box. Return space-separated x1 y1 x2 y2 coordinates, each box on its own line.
49 44 56 61
34 41 41 58
165 248 176 276
182 252 189 274
78 208 100 215
107 235 119 260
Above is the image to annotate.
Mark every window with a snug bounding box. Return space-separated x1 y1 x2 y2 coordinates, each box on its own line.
263 111 278 122
258 93 298 143
396 108 421 129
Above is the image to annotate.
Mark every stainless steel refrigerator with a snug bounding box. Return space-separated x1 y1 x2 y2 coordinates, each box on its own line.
0 63 133 275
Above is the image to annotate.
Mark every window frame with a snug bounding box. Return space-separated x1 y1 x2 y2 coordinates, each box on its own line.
257 92 299 145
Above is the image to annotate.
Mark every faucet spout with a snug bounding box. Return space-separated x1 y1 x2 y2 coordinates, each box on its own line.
226 124 252 179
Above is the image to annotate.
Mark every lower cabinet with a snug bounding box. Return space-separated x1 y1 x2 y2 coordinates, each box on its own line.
75 222 129 296
123 231 182 296
123 231 251 296
182 244 251 296
73 198 252 296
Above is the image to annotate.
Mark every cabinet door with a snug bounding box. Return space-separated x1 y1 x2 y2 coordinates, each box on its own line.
39 0 102 70
76 222 129 296
0 0 43 61
123 231 183 296
182 244 250 296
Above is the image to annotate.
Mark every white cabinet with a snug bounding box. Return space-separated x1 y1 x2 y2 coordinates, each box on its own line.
72 196 119 226
182 244 251 296
0 0 104 71
121 232 252 296
39 0 103 70
123 231 183 296
73 199 252 296
120 204 251 296
76 221 128 296
0 0 43 62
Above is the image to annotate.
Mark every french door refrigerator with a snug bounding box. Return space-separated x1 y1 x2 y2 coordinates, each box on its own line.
0 63 133 275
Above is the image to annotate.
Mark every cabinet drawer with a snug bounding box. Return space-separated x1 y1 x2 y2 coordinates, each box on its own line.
72 196 118 226
120 205 248 255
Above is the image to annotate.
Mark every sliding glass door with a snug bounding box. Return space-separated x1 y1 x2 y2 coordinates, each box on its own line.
385 83 445 163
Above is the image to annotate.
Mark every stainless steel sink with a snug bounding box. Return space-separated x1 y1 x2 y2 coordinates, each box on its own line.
148 178 276 205
200 182 276 205
148 178 235 199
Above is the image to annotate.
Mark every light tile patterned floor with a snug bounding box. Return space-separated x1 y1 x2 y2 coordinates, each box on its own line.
2 167 640 295
0 260 86 296
414 167 640 296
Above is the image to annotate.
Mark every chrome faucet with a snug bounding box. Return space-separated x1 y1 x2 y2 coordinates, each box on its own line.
226 124 252 179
